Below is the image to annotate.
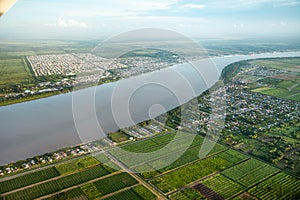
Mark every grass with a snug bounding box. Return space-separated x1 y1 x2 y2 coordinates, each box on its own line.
0 58 33 86
150 150 246 193
221 159 279 187
55 156 100 175
248 172 300 200
0 167 60 194
108 131 130 143
253 58 300 72
202 174 244 198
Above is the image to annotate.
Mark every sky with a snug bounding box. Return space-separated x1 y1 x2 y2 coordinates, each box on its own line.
0 0 300 39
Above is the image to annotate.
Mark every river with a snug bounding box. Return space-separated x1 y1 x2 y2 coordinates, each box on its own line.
0 51 300 165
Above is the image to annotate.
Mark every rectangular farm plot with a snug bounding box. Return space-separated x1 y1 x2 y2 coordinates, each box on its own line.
92 172 138 196
248 172 300 200
110 132 198 167
201 174 244 199
150 149 247 194
44 172 138 200
55 156 100 175
103 185 157 200
169 188 206 200
0 167 60 194
221 158 279 187
2 165 112 200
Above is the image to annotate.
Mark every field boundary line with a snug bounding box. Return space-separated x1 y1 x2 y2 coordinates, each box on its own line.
0 163 114 196
36 170 123 200
146 148 229 181
98 183 139 199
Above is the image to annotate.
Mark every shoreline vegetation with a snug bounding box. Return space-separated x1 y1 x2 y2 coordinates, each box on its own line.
1 56 300 200
1 56 299 176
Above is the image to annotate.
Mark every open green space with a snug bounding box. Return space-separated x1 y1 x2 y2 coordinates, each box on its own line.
55 156 100 175
221 159 279 187
253 58 300 72
108 131 130 143
0 167 60 194
202 174 244 199
248 172 300 199
251 87 295 99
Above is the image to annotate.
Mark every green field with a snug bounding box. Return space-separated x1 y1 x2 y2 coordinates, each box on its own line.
249 172 300 199
221 159 280 187
0 167 60 194
0 58 33 86
3 165 112 200
251 87 295 99
92 172 138 196
150 150 247 193
253 58 300 72
103 185 157 200
108 131 130 143
202 174 244 198
45 172 139 200
55 156 100 175
169 188 206 200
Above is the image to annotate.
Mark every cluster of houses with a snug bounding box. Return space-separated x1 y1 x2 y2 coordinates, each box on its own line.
27 53 127 77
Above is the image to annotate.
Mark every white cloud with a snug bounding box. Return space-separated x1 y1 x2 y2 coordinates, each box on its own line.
180 4 206 9
45 17 87 28
280 21 287 26
57 17 87 28
233 23 244 28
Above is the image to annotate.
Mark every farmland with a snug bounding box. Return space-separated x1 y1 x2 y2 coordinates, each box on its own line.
221 159 279 187
0 167 60 193
1 130 300 199
1 56 300 199
55 156 100 175
150 150 247 194
201 174 244 198
250 58 300 102
249 172 300 199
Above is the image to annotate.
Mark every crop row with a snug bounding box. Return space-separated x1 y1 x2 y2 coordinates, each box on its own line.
46 172 139 200
150 150 245 193
103 185 156 200
249 172 300 200
0 167 60 194
221 158 279 187
202 174 244 198
3 165 111 200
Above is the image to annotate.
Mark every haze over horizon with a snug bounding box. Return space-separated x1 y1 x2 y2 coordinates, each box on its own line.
0 0 300 40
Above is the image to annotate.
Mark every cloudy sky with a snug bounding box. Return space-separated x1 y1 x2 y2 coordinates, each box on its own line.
0 0 300 39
